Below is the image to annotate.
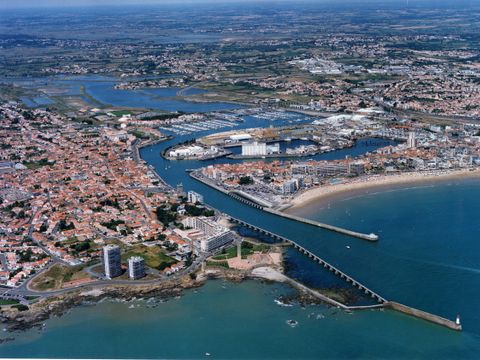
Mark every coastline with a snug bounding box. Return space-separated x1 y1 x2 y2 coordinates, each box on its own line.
285 168 480 214
0 265 332 338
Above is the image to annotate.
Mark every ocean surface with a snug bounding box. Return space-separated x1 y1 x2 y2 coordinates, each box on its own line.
3 111 480 358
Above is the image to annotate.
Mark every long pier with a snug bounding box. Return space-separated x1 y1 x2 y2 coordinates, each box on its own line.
190 172 378 242
265 208 379 241
229 216 386 304
230 216 462 331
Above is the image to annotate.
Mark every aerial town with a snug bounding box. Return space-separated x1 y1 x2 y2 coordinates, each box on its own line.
1 2 480 356
191 112 480 208
0 103 245 290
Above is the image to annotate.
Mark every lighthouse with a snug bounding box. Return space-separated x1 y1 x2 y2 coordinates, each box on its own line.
456 314 461 326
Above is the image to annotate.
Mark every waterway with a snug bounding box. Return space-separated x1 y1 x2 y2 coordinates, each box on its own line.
8 75 239 113
3 110 480 358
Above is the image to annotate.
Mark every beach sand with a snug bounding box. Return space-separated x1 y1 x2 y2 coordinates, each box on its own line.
285 168 480 214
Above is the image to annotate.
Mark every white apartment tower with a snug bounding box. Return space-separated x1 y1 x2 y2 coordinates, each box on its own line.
128 256 146 280
103 245 122 279
407 131 416 149
187 191 204 204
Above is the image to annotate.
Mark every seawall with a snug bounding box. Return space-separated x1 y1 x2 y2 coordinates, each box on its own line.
385 301 462 331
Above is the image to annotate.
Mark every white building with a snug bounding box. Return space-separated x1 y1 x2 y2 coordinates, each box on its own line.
168 145 205 158
407 131 416 149
182 216 235 253
281 179 299 194
103 245 122 279
242 141 267 156
266 143 280 154
187 191 204 204
229 133 252 142
128 256 145 280
200 231 236 252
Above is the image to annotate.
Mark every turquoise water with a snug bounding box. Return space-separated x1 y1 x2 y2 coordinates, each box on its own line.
289 180 480 331
2 280 478 359
3 112 480 358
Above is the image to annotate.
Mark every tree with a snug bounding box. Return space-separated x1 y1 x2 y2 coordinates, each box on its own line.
156 207 177 226
239 176 254 185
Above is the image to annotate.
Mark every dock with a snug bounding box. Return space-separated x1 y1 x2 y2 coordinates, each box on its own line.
385 302 462 331
265 208 379 241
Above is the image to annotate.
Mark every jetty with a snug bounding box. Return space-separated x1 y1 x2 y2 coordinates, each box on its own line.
190 171 379 241
229 216 386 304
230 216 462 331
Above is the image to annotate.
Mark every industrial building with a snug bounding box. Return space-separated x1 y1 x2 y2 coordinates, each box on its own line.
242 141 267 156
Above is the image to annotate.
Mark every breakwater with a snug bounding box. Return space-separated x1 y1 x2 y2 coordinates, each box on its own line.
385 302 462 331
229 216 386 304
230 216 462 331
190 171 379 242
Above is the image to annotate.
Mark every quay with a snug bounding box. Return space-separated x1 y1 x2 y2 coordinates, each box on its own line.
190 171 379 242
230 216 462 331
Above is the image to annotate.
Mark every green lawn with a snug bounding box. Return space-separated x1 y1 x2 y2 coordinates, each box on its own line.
122 244 176 271
212 241 269 260
206 260 229 269
30 264 90 291
0 299 20 306
110 110 133 117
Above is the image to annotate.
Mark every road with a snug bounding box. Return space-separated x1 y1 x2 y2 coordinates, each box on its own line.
0 252 210 300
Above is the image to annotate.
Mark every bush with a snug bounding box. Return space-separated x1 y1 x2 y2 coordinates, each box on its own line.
239 176 253 185
13 304 29 312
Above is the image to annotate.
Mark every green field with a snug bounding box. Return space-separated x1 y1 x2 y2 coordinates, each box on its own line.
30 264 91 291
110 110 133 117
212 241 269 260
0 299 20 306
122 244 176 271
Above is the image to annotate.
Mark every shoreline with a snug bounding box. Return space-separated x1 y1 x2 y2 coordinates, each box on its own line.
0 266 339 339
285 168 480 214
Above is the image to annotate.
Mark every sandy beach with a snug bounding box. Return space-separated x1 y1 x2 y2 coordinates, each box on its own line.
285 168 480 213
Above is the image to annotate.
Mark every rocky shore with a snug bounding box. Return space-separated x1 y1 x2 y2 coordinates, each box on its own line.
1 275 201 335
0 268 256 337
1 263 357 341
